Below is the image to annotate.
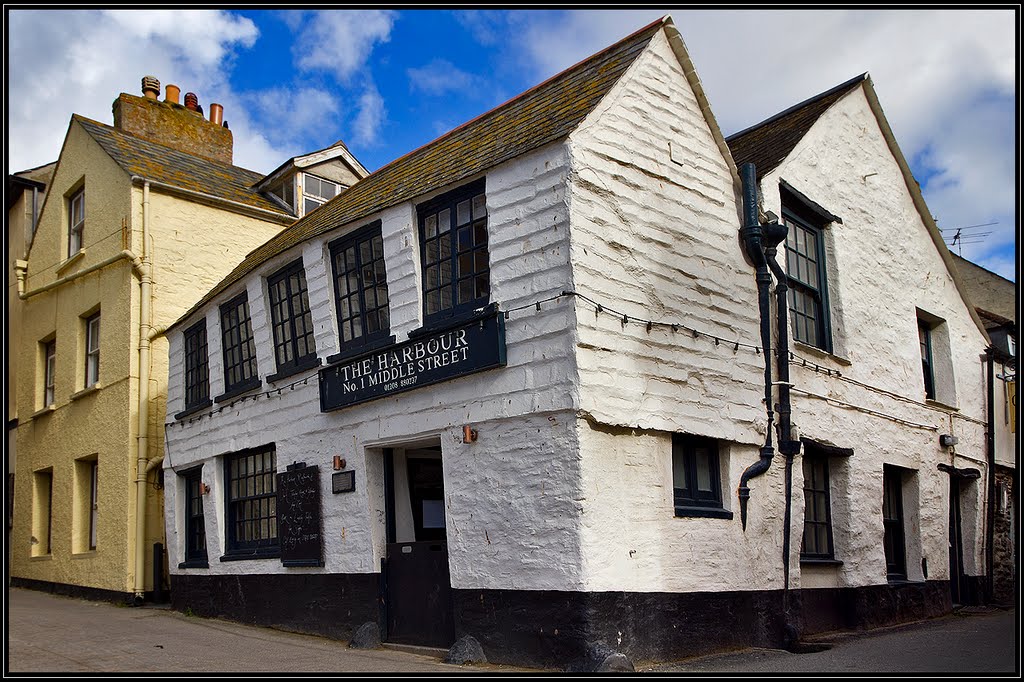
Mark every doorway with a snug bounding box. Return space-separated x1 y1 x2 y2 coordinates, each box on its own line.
381 443 455 647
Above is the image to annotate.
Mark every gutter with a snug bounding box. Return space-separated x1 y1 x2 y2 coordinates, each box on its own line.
128 175 293 225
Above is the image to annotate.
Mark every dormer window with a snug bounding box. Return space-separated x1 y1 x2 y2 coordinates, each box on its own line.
267 178 295 213
302 173 340 216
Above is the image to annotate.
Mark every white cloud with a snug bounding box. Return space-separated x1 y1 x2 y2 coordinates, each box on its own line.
407 59 479 96
6 9 284 173
245 87 341 148
291 9 395 82
352 84 386 146
501 8 1017 281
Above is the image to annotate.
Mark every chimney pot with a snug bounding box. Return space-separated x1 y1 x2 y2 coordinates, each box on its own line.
209 103 224 126
165 84 180 104
184 92 199 111
142 75 160 100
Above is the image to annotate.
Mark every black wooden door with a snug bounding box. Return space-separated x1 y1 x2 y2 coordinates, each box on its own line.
384 540 455 647
948 476 966 605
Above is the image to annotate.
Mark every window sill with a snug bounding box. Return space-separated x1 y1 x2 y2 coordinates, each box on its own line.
674 506 734 520
71 384 101 401
175 399 212 421
887 577 925 587
410 302 498 339
326 334 397 366
792 340 852 366
266 356 322 384
215 378 263 404
71 550 98 559
925 398 959 412
178 559 210 569
30 405 57 420
56 249 86 276
30 554 53 561
220 547 281 562
800 557 843 566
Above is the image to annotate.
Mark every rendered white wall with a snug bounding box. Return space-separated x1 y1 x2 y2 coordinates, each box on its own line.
758 86 991 588
164 141 585 591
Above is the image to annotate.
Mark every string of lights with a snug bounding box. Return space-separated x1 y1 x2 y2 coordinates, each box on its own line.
504 289 763 354
170 288 987 431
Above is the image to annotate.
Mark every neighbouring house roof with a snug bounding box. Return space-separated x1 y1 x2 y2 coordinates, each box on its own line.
174 17 666 328
726 74 867 179
951 253 1017 326
74 115 290 215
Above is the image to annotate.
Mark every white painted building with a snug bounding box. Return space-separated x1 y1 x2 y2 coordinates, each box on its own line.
161 16 1006 669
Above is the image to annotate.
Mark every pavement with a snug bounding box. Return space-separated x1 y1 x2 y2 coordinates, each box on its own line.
641 606 1019 675
4 587 542 674
5 586 1019 675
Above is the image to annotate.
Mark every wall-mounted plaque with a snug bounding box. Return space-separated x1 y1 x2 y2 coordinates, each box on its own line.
332 470 356 494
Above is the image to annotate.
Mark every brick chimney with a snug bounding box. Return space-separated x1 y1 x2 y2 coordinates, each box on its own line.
111 76 233 165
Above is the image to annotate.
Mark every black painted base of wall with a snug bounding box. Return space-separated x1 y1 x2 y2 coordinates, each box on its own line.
166 574 952 669
171 573 379 641
10 577 145 606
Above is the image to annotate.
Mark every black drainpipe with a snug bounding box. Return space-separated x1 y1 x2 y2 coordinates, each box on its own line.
985 349 996 603
738 162 776 530
738 163 802 647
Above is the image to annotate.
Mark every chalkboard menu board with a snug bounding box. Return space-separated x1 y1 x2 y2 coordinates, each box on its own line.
276 464 323 567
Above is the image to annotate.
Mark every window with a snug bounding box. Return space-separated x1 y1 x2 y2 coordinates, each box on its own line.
32 469 53 557
672 434 730 518
918 320 935 400
224 445 278 557
783 206 831 352
89 461 98 550
220 293 260 396
68 188 85 256
267 260 317 377
181 467 208 566
43 339 56 407
268 177 295 212
302 173 340 216
182 321 210 412
418 180 489 324
84 313 100 388
801 454 834 559
330 222 391 351
882 465 906 580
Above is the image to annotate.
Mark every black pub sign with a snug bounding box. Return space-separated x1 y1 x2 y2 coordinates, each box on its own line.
319 312 506 412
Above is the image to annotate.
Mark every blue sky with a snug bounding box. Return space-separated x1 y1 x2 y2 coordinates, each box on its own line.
6 8 1018 281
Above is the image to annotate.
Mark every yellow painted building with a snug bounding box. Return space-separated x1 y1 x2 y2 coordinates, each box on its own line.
9 78 308 602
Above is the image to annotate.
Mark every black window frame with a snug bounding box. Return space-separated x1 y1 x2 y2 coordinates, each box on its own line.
328 221 393 357
417 179 490 328
672 434 732 519
882 465 907 580
218 292 261 400
266 259 319 381
918 319 936 400
181 320 210 414
222 444 279 560
783 202 832 353
801 452 835 560
180 466 208 568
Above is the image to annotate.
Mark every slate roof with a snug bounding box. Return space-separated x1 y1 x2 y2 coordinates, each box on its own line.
175 17 665 327
74 115 289 215
727 74 867 178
